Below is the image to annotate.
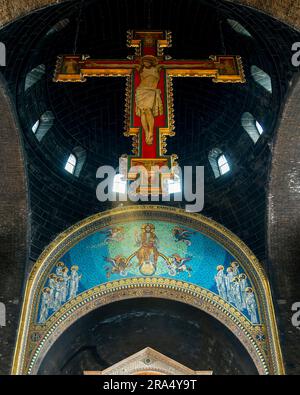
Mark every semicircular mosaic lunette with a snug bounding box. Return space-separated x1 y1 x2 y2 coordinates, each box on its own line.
38 220 260 325
12 205 284 375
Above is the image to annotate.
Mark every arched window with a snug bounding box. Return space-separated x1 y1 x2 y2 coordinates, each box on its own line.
46 19 70 36
241 112 264 143
256 120 264 135
218 154 230 176
0 302 6 327
25 64 45 91
65 153 77 175
31 120 40 134
167 167 182 194
251 66 272 93
227 19 252 38
113 174 127 194
65 147 86 177
0 42 6 67
31 111 54 142
208 148 231 178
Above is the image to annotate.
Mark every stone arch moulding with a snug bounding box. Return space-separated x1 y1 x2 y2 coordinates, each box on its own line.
12 205 284 375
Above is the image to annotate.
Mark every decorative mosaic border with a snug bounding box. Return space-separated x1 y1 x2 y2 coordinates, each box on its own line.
12 205 285 375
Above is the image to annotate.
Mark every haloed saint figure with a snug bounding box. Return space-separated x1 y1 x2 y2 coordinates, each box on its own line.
135 55 163 145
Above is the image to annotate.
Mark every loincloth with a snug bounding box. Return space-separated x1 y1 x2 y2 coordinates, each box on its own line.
135 87 163 117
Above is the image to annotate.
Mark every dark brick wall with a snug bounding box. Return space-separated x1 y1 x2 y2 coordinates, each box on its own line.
0 77 28 374
268 74 300 375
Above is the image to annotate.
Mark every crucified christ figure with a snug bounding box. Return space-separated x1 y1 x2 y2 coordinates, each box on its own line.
135 55 163 145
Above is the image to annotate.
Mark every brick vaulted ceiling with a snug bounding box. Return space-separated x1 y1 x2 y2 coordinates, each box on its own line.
0 0 299 30
0 0 299 262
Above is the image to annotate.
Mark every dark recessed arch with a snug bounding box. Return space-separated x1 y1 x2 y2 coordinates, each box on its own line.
38 298 259 375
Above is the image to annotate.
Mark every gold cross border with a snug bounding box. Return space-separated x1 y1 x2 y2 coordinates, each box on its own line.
53 54 245 83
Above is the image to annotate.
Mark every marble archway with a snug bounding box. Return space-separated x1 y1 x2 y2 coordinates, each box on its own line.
84 347 213 375
12 206 284 375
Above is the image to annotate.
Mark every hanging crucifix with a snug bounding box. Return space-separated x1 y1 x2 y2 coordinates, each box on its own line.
54 30 245 194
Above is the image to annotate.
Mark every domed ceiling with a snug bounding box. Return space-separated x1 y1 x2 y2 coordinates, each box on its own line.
0 0 299 261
